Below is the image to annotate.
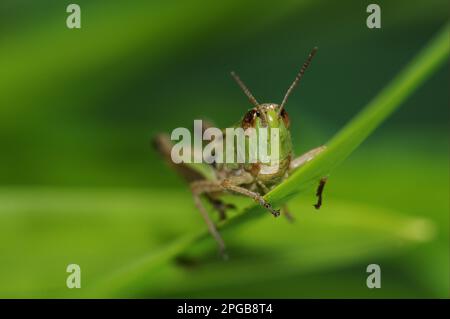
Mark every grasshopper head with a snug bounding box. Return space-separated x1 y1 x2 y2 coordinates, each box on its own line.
241 104 289 130
230 48 317 170
240 103 292 165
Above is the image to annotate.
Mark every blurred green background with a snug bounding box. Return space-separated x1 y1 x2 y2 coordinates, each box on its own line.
0 0 448 298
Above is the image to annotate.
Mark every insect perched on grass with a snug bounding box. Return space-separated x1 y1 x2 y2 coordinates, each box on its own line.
154 47 327 257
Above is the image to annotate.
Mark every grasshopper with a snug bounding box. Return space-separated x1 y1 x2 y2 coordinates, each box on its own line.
153 48 327 256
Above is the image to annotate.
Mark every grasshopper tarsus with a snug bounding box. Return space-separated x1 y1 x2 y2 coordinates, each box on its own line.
314 177 328 210
261 201 280 217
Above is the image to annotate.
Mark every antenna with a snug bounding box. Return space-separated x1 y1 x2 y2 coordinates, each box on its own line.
278 47 318 115
230 71 259 107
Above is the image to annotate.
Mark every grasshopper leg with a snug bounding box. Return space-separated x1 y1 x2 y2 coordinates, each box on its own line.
221 179 280 217
153 134 233 221
190 173 280 256
255 180 293 220
314 177 328 209
209 198 235 221
289 145 326 171
282 205 295 222
289 146 329 209
153 134 206 183
191 181 227 257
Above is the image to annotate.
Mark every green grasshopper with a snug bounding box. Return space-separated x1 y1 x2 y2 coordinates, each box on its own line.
154 48 327 256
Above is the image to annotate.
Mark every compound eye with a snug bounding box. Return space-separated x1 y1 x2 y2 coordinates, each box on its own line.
280 108 290 128
242 109 257 128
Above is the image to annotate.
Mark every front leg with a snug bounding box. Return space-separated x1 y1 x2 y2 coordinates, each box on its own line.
222 178 280 217
289 145 329 209
190 173 280 257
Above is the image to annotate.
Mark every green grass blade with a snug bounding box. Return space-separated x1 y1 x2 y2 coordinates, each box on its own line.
85 23 449 296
